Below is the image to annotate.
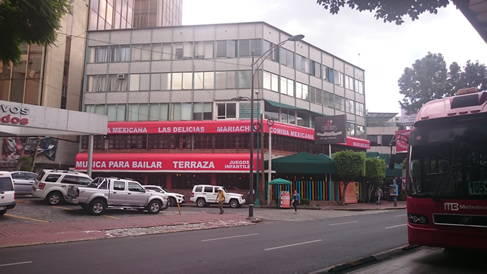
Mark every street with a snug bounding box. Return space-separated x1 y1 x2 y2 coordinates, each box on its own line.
0 208 407 273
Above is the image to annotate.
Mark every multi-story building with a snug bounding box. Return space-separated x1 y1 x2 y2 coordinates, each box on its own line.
366 112 398 155
77 22 370 202
0 0 182 170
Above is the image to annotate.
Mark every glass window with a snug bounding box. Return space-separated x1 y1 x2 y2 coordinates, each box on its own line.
151 73 161 90
108 105 126 121
334 70 343 86
216 40 226 58
335 95 345 111
297 111 309 127
250 39 262 56
194 41 214 59
227 40 237 58
140 74 149 90
226 71 236 89
172 73 182 90
356 102 364 116
286 50 294 68
182 72 192 89
215 72 226 89
217 102 236 119
149 103 169 121
355 79 364 94
279 47 287 65
108 74 128 92
193 102 213 120
151 44 162 60
287 78 294 96
356 125 365 138
204 72 214 89
182 103 192 120
346 99 355 114
129 74 140 91
347 123 355 137
263 71 271 90
239 39 250 57
194 72 204 89
238 71 251 88
327 93 334 108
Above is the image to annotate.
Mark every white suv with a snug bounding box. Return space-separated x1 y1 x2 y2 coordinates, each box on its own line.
33 169 92 205
190 185 245 208
143 185 185 207
0 172 15 216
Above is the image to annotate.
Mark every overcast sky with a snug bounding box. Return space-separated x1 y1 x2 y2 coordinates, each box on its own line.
182 0 487 114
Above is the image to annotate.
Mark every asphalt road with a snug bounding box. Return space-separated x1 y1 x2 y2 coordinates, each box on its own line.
0 210 408 273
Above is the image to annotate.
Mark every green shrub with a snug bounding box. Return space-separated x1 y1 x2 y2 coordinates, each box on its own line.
301 198 310 206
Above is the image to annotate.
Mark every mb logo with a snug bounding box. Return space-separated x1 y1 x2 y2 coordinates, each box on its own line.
444 203 459 211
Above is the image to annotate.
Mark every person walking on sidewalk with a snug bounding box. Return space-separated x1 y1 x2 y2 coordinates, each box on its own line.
291 190 300 213
216 188 225 214
376 187 383 205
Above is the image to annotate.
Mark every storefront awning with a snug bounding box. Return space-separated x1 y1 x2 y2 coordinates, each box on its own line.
265 100 305 111
75 153 262 173
267 152 337 174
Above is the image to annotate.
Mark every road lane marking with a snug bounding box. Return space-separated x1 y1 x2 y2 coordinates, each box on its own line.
202 233 258 242
395 214 407 217
102 215 118 219
5 214 48 223
329 221 358 226
0 261 32 267
265 239 322 251
385 224 407 229
53 206 74 210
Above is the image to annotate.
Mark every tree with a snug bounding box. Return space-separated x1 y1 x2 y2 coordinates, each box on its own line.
365 158 386 203
398 53 487 115
332 150 365 205
0 0 70 65
315 0 450 25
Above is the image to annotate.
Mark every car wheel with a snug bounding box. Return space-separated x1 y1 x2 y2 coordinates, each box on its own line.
230 199 239 208
88 199 106 215
196 198 206 208
147 200 161 214
168 197 177 207
46 191 64 205
0 209 6 216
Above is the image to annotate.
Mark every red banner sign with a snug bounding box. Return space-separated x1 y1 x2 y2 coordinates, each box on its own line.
107 121 369 148
75 153 262 172
395 130 410 152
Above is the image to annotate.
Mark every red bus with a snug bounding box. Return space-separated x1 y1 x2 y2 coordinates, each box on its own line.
406 87 487 251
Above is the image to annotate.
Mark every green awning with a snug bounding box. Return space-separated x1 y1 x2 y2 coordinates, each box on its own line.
265 100 304 110
269 178 292 185
266 152 337 174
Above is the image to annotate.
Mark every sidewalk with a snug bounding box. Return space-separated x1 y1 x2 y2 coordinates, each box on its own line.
0 200 405 249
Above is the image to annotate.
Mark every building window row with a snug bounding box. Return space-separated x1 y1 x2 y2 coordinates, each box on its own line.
87 39 364 93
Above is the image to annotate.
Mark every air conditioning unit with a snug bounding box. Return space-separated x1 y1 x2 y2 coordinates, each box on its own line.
117 74 126 80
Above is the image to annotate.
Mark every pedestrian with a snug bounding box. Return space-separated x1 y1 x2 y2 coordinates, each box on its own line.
291 189 300 213
216 188 225 214
376 187 383 205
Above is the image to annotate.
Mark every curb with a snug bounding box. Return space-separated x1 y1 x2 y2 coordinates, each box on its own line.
311 245 421 274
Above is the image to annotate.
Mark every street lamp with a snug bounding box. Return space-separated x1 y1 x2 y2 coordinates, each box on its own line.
247 34 305 219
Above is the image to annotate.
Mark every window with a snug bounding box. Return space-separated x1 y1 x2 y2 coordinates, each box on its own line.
264 41 279 62
129 74 149 91
250 39 262 56
174 42 193 60
356 102 364 116
194 41 214 59
131 44 151 61
280 77 294 96
45 174 61 182
86 105 106 116
193 102 212 120
226 71 236 89
149 103 169 121
182 72 192 89
238 71 251 88
114 181 125 190
296 82 308 100
89 46 109 63
128 182 144 192
171 73 182 90
150 73 170 91
312 61 321 78
194 72 214 89
87 75 107 92
111 45 130 62
107 104 126 121
356 125 365 138
346 99 355 114
227 40 237 58
128 104 149 121
217 102 236 119
335 95 345 111
327 93 334 108
216 40 227 58
355 79 364 94
347 123 355 137
345 75 354 90
108 74 128 92
239 39 250 57
334 70 343 86
171 103 192 120
309 86 322 105
367 135 379 146
215 72 226 89
151 43 172 60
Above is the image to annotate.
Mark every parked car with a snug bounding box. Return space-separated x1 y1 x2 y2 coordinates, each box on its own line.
32 169 92 205
0 172 16 216
190 184 245 208
143 185 185 207
10 171 38 195
65 177 168 215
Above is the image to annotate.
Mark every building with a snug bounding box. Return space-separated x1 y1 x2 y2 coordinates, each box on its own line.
366 112 398 155
78 22 370 202
0 0 182 170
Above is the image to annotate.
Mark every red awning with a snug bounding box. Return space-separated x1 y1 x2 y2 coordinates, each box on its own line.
75 153 262 173
340 136 371 149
